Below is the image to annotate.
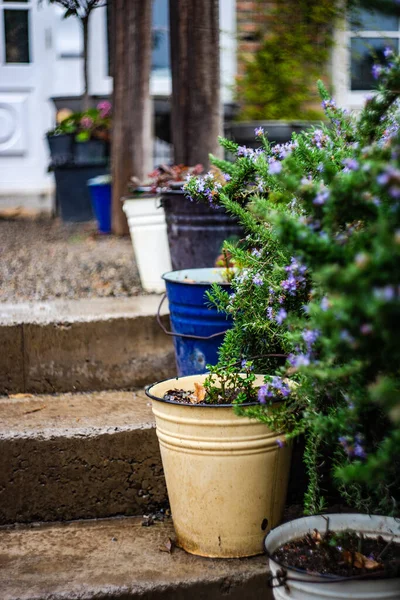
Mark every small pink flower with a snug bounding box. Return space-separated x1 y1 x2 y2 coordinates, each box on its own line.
81 115 94 129
97 100 112 118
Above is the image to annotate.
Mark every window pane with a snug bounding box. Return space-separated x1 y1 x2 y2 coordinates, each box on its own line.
351 37 398 90
4 9 30 63
350 8 398 31
152 0 170 72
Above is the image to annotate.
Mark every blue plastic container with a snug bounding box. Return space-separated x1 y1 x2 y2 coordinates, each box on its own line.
87 175 112 233
162 268 234 376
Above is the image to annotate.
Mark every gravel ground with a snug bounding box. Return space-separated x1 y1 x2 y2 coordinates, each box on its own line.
0 217 142 302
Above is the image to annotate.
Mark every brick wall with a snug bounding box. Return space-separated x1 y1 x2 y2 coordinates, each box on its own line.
236 0 276 77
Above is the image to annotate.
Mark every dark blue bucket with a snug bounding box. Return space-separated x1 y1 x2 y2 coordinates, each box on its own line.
161 268 234 376
88 175 112 233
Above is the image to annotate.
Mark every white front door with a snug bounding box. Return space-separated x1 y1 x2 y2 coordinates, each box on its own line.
0 0 53 207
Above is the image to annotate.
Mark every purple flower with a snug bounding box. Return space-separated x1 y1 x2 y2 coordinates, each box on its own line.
374 286 395 301
268 160 282 175
342 158 359 171
321 296 329 311
270 376 291 397
275 308 287 325
389 186 400 199
372 64 383 80
302 329 320 350
340 330 355 344
281 274 298 295
313 190 329 205
237 145 254 158
253 273 263 286
251 248 262 258
321 98 336 111
288 353 310 367
360 323 373 335
257 179 265 193
254 126 264 137
354 443 367 459
223 173 231 181
241 359 253 371
258 385 274 404
384 47 394 59
267 307 274 320
311 129 328 148
276 438 285 448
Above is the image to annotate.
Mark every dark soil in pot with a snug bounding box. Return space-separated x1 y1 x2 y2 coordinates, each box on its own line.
163 386 258 405
271 528 400 578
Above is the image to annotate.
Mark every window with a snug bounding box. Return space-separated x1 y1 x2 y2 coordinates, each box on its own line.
349 7 399 91
1 0 31 64
152 0 170 74
106 0 170 77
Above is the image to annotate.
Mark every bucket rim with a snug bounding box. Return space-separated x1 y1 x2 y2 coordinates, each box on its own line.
162 267 233 286
145 374 280 408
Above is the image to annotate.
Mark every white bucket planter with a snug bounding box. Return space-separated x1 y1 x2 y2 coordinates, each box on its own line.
265 513 400 600
123 195 172 293
146 373 292 558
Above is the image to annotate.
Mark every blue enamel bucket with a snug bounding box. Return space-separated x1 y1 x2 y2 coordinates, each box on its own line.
159 268 234 376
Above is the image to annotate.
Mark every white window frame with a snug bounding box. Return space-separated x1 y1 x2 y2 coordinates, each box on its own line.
0 0 33 66
333 10 400 111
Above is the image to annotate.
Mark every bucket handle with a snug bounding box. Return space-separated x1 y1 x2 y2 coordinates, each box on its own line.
156 293 229 341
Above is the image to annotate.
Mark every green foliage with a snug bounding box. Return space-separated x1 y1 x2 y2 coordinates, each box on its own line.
184 54 400 516
236 0 400 121
48 102 111 142
235 0 343 120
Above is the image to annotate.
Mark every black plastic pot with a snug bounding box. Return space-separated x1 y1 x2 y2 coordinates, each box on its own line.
46 134 74 165
161 189 243 270
74 139 109 165
226 120 323 149
54 164 109 222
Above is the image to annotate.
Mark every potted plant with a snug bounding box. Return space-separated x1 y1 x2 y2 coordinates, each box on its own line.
47 102 111 222
157 266 235 376
146 106 343 556
261 57 400 597
156 164 244 270
121 166 202 293
146 368 293 558
87 174 112 234
171 52 400 577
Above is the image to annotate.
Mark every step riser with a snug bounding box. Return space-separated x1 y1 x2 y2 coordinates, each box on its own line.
1 314 175 394
0 427 167 525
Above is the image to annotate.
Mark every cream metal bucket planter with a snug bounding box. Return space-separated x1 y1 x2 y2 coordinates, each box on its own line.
122 195 172 293
265 513 400 600
146 373 292 558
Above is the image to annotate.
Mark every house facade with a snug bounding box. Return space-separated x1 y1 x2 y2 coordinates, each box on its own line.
0 0 395 210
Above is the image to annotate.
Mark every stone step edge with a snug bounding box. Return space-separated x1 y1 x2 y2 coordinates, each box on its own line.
0 390 167 525
0 295 169 326
1 296 175 395
0 515 271 600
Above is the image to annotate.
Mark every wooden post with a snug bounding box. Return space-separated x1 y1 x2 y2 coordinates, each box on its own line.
169 0 222 168
111 0 152 235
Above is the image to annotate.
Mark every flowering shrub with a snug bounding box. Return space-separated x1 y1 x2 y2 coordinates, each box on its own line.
49 101 112 142
185 57 400 516
146 163 203 193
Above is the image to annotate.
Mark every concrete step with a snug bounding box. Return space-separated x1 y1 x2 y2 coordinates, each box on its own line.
0 296 175 395
0 389 167 525
0 516 271 600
